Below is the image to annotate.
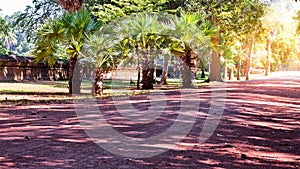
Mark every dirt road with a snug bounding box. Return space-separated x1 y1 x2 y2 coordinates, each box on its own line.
0 72 299 168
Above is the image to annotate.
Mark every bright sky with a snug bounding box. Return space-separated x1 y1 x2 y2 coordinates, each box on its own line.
0 0 32 16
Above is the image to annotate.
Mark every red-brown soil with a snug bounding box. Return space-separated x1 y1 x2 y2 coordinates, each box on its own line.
0 72 299 168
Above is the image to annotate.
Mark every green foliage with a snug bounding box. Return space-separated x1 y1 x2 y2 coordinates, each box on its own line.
0 42 8 54
185 0 267 75
13 0 64 41
0 15 17 54
185 0 266 44
261 1 300 70
164 13 203 54
81 26 119 70
91 0 174 23
0 17 9 37
32 9 102 66
32 19 65 65
272 22 299 68
0 13 34 55
0 16 9 54
295 11 300 34
81 12 213 82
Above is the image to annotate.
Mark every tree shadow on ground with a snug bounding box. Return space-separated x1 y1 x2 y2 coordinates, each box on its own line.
0 75 299 168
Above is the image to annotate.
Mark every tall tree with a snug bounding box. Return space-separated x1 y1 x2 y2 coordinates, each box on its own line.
129 14 161 90
185 0 267 81
81 25 119 95
13 0 64 41
165 13 208 88
261 1 300 75
32 10 101 94
116 13 210 89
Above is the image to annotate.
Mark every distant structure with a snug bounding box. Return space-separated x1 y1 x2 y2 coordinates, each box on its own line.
0 54 69 81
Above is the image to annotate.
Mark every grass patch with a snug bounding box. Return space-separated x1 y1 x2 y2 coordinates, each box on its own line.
0 78 210 105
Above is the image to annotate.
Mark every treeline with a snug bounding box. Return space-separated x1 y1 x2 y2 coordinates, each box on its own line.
1 0 300 94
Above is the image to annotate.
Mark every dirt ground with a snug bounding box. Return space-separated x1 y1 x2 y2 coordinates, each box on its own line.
0 72 299 169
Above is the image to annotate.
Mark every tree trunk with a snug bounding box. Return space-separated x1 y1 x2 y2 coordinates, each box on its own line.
137 66 141 89
210 35 222 82
92 68 104 96
237 57 241 81
182 64 192 88
210 49 222 81
223 59 228 80
201 69 205 78
243 59 248 77
136 46 140 90
141 48 153 90
265 38 271 76
160 55 168 85
181 47 193 88
149 59 156 85
171 46 194 87
246 36 254 80
229 68 234 80
142 69 153 89
244 57 249 79
69 56 81 94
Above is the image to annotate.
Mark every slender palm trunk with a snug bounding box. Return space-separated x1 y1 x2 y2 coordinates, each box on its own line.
237 56 241 81
181 47 193 88
223 59 228 80
229 68 234 80
160 55 168 85
136 46 140 90
69 55 81 94
265 38 271 76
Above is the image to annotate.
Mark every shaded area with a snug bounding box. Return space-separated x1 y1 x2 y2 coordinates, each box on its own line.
0 72 299 168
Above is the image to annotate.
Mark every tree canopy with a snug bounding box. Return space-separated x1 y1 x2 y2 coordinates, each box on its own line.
2 0 300 93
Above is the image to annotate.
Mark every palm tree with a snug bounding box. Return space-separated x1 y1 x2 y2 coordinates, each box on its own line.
117 17 141 89
165 13 209 88
32 10 101 94
117 13 212 88
130 14 161 90
117 13 162 90
80 25 119 96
